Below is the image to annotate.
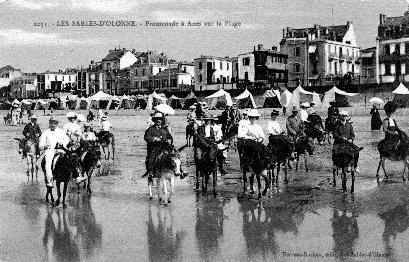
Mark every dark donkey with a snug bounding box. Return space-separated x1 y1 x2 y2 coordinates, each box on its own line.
293 136 315 172
241 140 271 199
148 143 184 205
304 114 325 145
76 141 102 194
267 135 294 185
41 144 81 208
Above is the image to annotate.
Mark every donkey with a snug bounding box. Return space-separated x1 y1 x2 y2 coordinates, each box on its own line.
267 136 294 185
241 140 271 199
15 138 39 178
293 136 315 173
98 132 115 160
77 142 102 194
148 144 183 205
41 147 81 208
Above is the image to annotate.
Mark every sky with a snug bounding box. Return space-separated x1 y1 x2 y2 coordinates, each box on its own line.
1 0 409 73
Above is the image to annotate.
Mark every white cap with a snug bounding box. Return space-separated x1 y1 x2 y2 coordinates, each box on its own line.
66 112 76 118
247 109 261 117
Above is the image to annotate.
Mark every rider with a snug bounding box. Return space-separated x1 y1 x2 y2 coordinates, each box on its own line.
187 105 197 122
333 110 361 173
300 102 310 123
81 122 97 143
21 114 42 158
96 115 112 142
238 109 265 143
202 114 228 175
220 105 232 136
286 106 306 143
143 112 173 178
381 101 401 157
63 112 82 144
39 117 70 188
328 101 339 120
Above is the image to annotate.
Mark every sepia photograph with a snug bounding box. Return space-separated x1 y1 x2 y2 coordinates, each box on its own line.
1 0 409 261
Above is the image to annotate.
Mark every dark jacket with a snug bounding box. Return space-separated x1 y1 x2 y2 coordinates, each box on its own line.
333 121 354 145
286 115 304 141
144 124 173 153
328 106 339 119
22 122 42 142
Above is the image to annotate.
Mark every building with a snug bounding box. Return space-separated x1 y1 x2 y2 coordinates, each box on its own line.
237 44 288 89
131 51 170 93
280 22 361 88
377 10 409 84
77 61 103 96
150 68 193 91
232 57 239 83
9 74 37 98
101 48 138 95
37 70 77 97
360 47 377 85
194 55 233 91
0 65 23 90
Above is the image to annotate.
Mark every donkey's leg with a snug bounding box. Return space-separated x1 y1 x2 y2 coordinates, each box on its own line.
148 176 153 200
249 173 255 194
196 168 200 190
242 170 247 194
304 153 309 173
55 182 61 206
295 154 299 171
376 159 382 184
381 159 388 179
62 182 68 209
351 169 355 194
333 169 336 187
168 176 174 203
284 159 288 184
256 174 262 199
213 170 217 197
157 178 163 203
87 175 92 194
163 179 168 205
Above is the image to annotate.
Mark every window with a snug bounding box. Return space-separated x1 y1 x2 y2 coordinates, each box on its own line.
244 72 248 80
227 63 229 70
142 69 145 76
135 69 138 76
243 57 250 66
395 44 400 55
159 68 162 73
199 75 202 82
406 43 409 55
294 63 301 73
199 62 202 70
69 76 71 81
334 62 338 74
107 63 111 70
406 62 409 74
213 62 215 69
47 75 49 80
55 75 57 81
220 62 223 70
227 76 230 82
62 76 65 81
385 64 391 75
384 45 390 55
183 67 186 73
295 47 301 57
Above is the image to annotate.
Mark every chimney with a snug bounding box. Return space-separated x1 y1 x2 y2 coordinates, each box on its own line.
91 60 95 65
379 14 386 25
254 46 256 52
346 21 352 29
258 44 263 51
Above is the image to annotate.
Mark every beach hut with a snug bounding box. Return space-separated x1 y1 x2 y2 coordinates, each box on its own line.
206 89 233 109
321 85 359 108
120 94 134 109
262 89 281 108
392 82 409 107
288 85 313 108
146 91 167 110
182 90 198 109
235 89 257 108
89 90 112 109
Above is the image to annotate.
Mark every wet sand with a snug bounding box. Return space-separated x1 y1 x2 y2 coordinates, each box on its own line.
1 108 409 262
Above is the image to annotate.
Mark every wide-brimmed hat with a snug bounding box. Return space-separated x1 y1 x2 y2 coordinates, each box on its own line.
101 115 108 120
66 112 77 119
329 101 337 105
301 102 310 108
292 106 300 112
202 114 215 120
77 114 86 122
30 114 38 119
49 117 58 123
384 101 398 115
271 110 280 116
151 112 164 120
247 109 261 118
339 110 349 116
84 122 91 127
189 105 196 109
243 110 248 115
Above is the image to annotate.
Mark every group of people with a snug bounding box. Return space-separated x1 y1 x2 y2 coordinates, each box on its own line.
20 111 113 187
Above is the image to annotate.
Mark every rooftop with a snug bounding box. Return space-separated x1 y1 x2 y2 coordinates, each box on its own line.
283 22 352 43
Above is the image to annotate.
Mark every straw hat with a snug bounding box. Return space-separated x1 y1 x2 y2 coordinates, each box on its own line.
301 102 310 108
76 114 86 122
151 112 164 120
30 114 37 119
190 105 196 110
292 106 300 112
247 109 261 117
271 110 280 116
49 117 58 123
101 115 108 121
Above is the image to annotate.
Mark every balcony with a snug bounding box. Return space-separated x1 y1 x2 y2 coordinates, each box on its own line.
346 55 355 63
328 52 338 61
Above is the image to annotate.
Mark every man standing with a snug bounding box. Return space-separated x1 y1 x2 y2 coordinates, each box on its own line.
286 106 305 143
143 112 173 178
39 117 70 187
333 110 361 173
21 114 42 158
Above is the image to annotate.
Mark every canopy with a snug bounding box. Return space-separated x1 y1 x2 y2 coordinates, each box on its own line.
321 85 359 107
147 91 167 110
235 89 257 108
288 85 313 108
185 90 197 99
89 91 112 101
392 82 409 95
312 92 322 107
206 89 233 109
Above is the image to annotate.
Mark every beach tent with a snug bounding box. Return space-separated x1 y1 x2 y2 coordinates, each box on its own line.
147 91 167 110
206 89 233 109
392 82 409 107
120 94 134 109
89 90 112 101
182 90 198 109
78 97 90 110
321 85 359 108
235 89 257 108
262 89 281 108
312 92 322 107
288 85 313 108
168 95 183 109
